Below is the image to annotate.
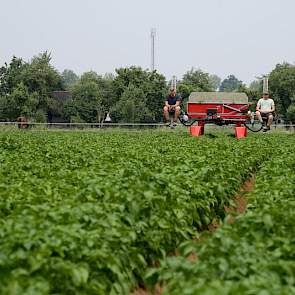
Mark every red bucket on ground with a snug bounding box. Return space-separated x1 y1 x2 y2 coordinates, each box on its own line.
190 126 204 137
235 126 247 139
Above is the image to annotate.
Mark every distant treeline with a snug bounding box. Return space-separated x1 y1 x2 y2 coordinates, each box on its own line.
0 52 294 123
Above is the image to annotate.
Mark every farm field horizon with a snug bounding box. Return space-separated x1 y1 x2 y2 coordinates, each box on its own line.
0 130 294 295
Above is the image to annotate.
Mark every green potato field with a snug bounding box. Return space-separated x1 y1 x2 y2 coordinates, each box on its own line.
0 130 294 295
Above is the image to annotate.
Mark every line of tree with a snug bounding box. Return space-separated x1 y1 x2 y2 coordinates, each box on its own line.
0 52 294 123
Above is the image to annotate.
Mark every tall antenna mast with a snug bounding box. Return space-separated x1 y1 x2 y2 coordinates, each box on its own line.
150 28 156 71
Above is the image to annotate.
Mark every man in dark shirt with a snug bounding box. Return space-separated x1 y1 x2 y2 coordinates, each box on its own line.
163 88 182 125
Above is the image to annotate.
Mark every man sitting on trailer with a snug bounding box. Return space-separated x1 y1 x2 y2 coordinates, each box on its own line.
256 92 275 132
163 88 182 126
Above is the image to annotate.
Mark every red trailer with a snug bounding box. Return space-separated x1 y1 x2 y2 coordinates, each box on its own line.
179 92 262 138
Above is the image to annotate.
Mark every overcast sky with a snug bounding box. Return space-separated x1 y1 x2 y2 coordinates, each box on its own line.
1 0 295 84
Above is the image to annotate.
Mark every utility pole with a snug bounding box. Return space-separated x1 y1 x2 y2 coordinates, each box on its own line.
150 28 156 71
172 75 177 90
263 76 269 93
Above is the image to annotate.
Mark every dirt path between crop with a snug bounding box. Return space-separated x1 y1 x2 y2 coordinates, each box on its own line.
224 174 255 223
131 286 163 295
131 175 256 295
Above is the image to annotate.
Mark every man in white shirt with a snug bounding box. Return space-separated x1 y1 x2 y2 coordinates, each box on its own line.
256 92 275 131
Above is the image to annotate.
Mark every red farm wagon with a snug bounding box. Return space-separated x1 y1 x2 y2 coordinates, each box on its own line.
179 92 262 138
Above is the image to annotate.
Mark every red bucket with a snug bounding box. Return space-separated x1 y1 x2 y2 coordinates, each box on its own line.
190 126 204 137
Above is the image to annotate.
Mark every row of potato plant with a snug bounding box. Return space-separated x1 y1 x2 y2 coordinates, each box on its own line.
0 130 280 294
147 133 295 295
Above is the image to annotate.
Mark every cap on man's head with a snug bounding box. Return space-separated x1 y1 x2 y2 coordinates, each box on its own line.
263 91 269 95
170 88 176 92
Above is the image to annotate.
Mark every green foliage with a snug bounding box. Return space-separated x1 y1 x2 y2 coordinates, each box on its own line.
244 79 263 103
0 130 279 294
178 68 213 100
61 69 79 89
0 57 28 120
63 71 105 123
219 75 243 92
249 79 263 93
0 82 38 120
0 52 63 121
209 74 221 91
235 83 260 107
182 68 212 91
1 52 295 123
112 85 153 123
112 67 167 122
177 83 194 100
31 109 47 123
286 103 295 123
23 52 62 96
269 63 295 118
146 134 295 295
0 57 27 96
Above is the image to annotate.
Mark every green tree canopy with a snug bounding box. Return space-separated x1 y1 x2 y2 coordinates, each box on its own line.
0 56 27 96
112 67 167 122
64 71 102 123
269 63 295 117
244 79 263 103
219 75 243 92
112 84 153 123
2 52 295 124
286 104 295 123
63 71 118 123
177 68 213 106
180 68 212 92
61 69 79 89
23 52 63 96
249 79 263 93
0 52 63 121
209 74 221 91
